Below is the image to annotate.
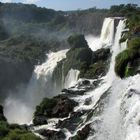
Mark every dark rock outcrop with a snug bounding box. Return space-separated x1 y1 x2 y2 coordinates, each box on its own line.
33 95 78 125
57 111 86 132
62 88 85 95
36 129 66 140
69 124 91 140
0 105 6 121
52 95 78 118
33 116 48 126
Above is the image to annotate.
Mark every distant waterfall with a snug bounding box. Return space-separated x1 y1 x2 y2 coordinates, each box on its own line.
100 18 114 47
4 49 68 124
86 18 114 51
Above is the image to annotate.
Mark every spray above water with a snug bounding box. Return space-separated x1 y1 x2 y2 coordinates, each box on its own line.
4 49 68 124
85 35 101 51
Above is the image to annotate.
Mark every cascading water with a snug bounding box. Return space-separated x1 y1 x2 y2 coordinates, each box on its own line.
86 18 114 51
64 69 80 88
64 18 131 140
87 19 140 140
100 17 114 47
4 49 68 124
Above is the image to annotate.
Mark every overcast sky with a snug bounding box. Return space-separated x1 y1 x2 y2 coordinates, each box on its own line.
0 0 140 10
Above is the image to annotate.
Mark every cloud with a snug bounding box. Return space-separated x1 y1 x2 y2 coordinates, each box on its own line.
24 0 41 4
0 0 42 4
0 0 12 2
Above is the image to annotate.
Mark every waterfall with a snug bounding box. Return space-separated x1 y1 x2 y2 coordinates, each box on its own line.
87 19 140 140
27 49 68 100
4 49 68 124
64 69 80 88
100 18 114 47
106 19 127 83
86 18 114 51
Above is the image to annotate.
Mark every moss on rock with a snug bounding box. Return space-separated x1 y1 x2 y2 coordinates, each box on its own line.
115 37 140 78
33 95 78 125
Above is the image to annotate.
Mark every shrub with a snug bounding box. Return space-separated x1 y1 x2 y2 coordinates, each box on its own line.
128 37 140 50
2 129 41 140
125 63 135 77
67 34 88 48
34 98 57 117
0 121 9 138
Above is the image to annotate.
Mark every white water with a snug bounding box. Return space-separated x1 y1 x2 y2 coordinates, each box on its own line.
86 18 114 52
26 49 68 101
100 18 114 47
85 35 101 51
64 69 80 88
86 19 140 140
4 49 68 124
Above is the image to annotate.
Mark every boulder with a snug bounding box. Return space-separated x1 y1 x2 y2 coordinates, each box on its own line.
33 116 47 126
33 95 78 125
52 95 78 118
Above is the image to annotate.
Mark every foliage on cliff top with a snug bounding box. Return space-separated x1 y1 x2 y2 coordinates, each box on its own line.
67 34 88 48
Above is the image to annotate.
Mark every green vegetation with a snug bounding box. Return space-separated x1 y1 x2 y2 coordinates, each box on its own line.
67 34 88 48
34 98 57 117
128 37 140 50
115 38 140 78
114 4 140 78
0 121 41 140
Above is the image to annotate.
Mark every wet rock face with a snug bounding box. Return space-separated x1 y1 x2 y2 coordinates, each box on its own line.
52 95 78 118
36 129 66 140
57 111 86 132
0 105 6 121
33 116 48 126
62 88 85 95
33 95 78 125
69 124 91 140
